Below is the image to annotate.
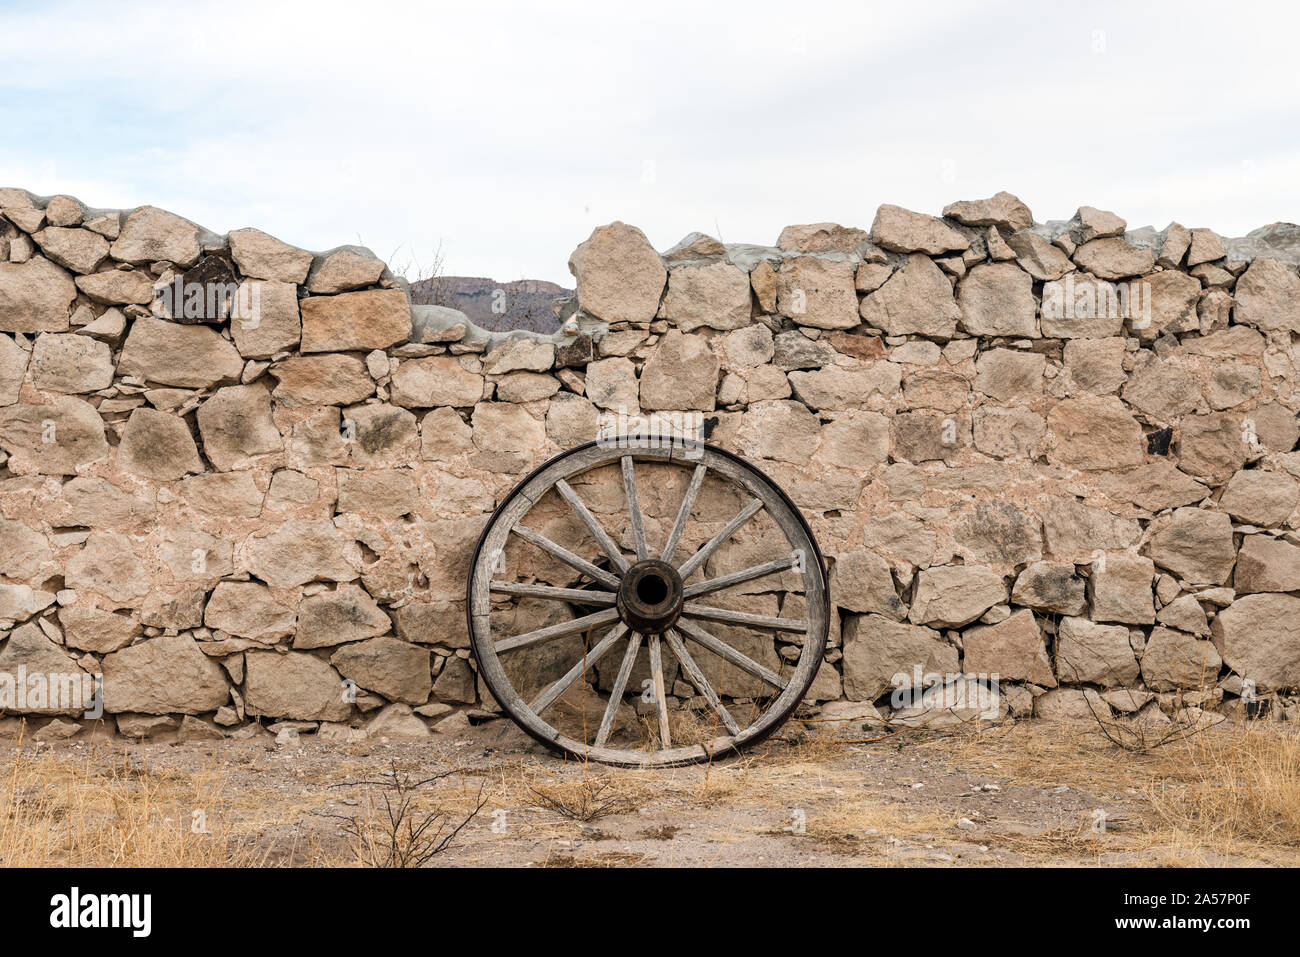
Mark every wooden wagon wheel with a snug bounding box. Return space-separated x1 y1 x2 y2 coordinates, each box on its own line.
467 440 829 768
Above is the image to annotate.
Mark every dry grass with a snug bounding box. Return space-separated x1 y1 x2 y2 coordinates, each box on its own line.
0 731 262 867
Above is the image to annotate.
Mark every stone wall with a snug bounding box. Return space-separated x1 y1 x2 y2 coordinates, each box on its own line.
1 185 1298 743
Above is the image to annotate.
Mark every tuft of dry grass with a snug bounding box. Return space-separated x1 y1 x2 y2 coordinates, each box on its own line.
526 772 640 822
0 731 263 867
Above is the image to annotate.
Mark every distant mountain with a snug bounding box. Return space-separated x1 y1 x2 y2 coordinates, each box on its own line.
410 276 571 334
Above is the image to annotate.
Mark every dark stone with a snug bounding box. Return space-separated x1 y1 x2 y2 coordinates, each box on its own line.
1147 427 1173 455
171 254 239 325
555 333 593 369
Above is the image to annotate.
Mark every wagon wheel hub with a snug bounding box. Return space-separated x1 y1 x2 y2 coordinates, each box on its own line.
616 559 684 634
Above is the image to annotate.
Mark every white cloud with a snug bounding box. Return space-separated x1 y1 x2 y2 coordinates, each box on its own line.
1 0 1298 284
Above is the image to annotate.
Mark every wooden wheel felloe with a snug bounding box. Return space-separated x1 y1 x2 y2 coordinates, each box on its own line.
467 440 829 768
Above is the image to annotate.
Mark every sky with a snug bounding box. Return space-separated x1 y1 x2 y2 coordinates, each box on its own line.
2 0 1299 286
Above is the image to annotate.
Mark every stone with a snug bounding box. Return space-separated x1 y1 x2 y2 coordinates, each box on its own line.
267 469 319 506
841 614 958 701
750 400 818 463
0 583 56 625
1033 687 1109 723
29 333 113 393
568 222 665 324
1075 206 1126 242
0 516 53 579
1234 258 1300 333
1063 337 1126 394
115 714 179 738
1121 356 1201 420
1055 617 1139 686
117 408 203 480
942 192 1033 232
957 263 1037 337
891 411 970 463
394 600 468 649
0 257 77 332
1041 499 1140 559
1219 469 1298 527
294 583 392 649
1158 223 1191 267
584 357 639 412
953 503 1042 566
1097 461 1208 511
101 635 230 714
855 263 894 293
971 407 1044 459
482 337 555 375
204 581 294 640
32 227 108 274
230 280 301 357
717 324 774 369
65 531 149 604
44 196 83 227
367 702 432 738
196 384 282 471
1148 508 1236 586
772 330 833 370
909 565 1007 628
179 471 264 518
750 261 777 313
1071 238 1154 279
74 268 155 305
1140 626 1222 692
776 257 858 330
1088 554 1155 624
244 650 351 721
1186 228 1226 266
228 227 313 284
1157 594 1211 636
0 623 91 713
870 204 969 255
1177 412 1250 484
663 261 751 331
77 308 127 345
344 403 420 467
1011 561 1087 615
109 206 202 267
300 288 411 353
0 396 110 474
777 222 868 253
306 249 385 294
390 356 483 408
118 316 244 388
1046 396 1143 470
271 354 375 407
974 348 1044 400
1038 274 1126 338
963 610 1055 686
830 550 904 619
1007 231 1073 282
331 636 430 705
471 402 545 453
789 361 899 411
337 468 418 517
246 519 361 588
816 410 889 470
859 253 960 339
639 330 719 411
1134 270 1200 340
1206 363 1260 411
1211 594 1300 692
1235 535 1300 594
0 334 28 405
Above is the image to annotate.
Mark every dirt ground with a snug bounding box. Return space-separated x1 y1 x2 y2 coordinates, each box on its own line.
4 713 1298 867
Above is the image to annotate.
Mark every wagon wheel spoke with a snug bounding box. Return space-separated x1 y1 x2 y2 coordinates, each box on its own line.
664 628 741 736
647 633 672 748
529 623 628 714
510 523 621 590
676 498 764 579
661 463 707 564
489 581 617 605
555 478 629 573
681 555 799 599
594 631 643 748
681 602 807 633
674 617 789 690
621 456 649 561
494 606 620 653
